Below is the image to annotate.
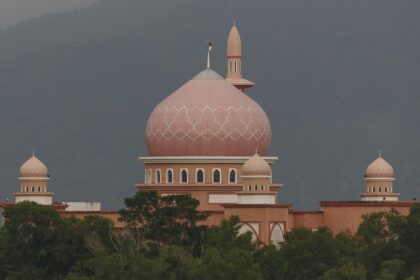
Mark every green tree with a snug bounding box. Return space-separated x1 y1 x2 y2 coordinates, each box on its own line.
0 201 63 279
261 227 340 280
0 201 113 280
318 260 367 280
356 211 405 277
119 191 208 254
188 247 263 280
66 249 168 280
396 204 420 277
375 259 409 280
205 216 256 253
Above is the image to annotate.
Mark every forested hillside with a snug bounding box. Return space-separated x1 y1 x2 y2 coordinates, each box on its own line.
0 0 420 208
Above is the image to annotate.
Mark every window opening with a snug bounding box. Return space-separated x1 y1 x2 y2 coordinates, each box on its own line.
213 169 221 183
196 169 204 183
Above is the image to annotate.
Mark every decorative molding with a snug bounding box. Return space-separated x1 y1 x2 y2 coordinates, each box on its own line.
147 105 270 142
365 178 395 182
18 177 50 181
139 156 278 164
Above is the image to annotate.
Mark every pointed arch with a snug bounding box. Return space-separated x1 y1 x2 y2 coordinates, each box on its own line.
181 169 188 183
212 169 221 183
166 169 173 183
196 169 204 183
155 169 161 184
229 168 237 183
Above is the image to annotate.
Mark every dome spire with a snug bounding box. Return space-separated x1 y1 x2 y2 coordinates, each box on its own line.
207 41 213 68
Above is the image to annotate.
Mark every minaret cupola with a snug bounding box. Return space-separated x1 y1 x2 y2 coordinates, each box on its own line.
14 153 54 205
237 152 277 204
360 153 399 201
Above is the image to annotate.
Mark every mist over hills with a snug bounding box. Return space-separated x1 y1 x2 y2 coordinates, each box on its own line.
0 0 97 29
0 0 419 209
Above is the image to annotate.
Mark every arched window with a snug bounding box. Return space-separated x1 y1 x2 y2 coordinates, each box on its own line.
38 187 41 192
181 169 188 183
385 187 388 192
25 186 28 192
196 169 204 183
213 169 221 183
379 187 382 192
373 187 376 192
148 169 152 184
167 169 173 183
155 169 161 184
229 169 236 183
32 186 35 192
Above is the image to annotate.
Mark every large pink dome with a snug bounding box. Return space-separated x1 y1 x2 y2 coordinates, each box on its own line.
146 68 272 156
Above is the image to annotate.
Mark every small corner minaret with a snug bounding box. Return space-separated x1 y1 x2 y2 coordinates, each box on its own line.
14 153 54 205
226 23 254 91
238 152 277 204
360 153 399 202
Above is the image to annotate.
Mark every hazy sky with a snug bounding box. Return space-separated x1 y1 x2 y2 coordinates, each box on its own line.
0 0 97 28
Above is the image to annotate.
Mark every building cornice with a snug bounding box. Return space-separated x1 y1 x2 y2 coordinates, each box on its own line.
18 177 50 181
221 203 292 208
13 192 54 196
364 177 395 182
241 175 272 179
237 191 277 195
136 184 243 192
360 192 400 197
138 156 278 164
136 183 283 192
320 200 417 207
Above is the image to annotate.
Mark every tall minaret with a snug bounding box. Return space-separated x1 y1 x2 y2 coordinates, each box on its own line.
14 153 54 205
226 23 254 91
360 154 399 201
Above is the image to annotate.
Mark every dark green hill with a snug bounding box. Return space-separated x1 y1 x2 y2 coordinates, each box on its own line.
0 0 419 209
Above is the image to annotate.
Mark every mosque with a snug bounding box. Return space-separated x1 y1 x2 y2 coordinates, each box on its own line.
1 24 417 244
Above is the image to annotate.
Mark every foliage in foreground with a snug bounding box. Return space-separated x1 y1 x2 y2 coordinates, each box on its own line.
1 193 420 279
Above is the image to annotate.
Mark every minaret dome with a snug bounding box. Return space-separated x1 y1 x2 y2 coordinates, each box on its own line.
19 154 48 178
226 23 254 91
365 155 394 178
242 152 272 176
227 24 242 58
